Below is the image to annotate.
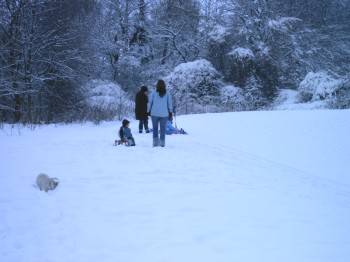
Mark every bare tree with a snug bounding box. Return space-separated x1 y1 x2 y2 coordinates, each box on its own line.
0 0 103 123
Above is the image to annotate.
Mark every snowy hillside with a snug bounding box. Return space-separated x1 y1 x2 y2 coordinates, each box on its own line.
1 110 350 262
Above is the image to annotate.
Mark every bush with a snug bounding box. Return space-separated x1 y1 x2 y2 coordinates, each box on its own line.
225 47 255 86
328 80 350 109
297 90 314 103
165 59 223 115
297 71 342 102
220 85 245 111
83 80 133 124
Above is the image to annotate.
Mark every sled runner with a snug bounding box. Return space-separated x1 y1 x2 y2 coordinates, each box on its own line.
114 139 128 146
115 124 135 146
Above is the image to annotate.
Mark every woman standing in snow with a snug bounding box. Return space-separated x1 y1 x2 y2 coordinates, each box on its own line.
147 80 173 147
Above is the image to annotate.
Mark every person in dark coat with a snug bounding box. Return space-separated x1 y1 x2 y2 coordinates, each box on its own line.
135 86 150 133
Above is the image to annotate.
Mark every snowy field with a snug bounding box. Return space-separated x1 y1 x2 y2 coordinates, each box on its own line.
1 109 350 262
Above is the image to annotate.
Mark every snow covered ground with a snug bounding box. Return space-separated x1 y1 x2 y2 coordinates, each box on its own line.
1 109 350 262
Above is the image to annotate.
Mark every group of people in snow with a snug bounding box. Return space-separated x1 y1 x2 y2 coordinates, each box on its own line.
118 79 186 147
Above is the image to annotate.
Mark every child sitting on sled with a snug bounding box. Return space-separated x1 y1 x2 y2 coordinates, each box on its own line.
166 116 187 135
118 119 136 146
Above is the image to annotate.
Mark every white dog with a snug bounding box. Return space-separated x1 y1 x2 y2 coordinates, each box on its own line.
36 173 59 192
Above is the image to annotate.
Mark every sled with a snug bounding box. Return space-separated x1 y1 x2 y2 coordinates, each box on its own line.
114 139 128 146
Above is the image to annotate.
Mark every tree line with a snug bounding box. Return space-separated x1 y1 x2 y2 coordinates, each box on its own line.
1 0 349 124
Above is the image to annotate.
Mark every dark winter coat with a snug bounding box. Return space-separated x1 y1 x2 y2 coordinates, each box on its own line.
135 91 148 120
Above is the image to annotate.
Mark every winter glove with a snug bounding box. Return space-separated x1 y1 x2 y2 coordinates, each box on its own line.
168 112 173 119
148 112 151 116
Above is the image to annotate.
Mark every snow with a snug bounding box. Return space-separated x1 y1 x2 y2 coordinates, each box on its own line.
221 84 240 94
228 47 254 59
208 25 229 43
166 59 219 80
165 59 221 94
274 89 329 110
298 72 342 101
1 109 350 262
268 17 302 32
85 80 127 108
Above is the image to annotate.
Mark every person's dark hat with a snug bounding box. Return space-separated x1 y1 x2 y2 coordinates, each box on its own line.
141 86 148 92
122 119 130 127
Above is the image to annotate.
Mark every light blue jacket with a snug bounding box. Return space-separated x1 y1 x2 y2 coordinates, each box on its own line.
147 91 173 117
120 126 133 139
166 120 177 135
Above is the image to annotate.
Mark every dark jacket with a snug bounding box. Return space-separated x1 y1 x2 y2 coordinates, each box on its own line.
135 90 148 120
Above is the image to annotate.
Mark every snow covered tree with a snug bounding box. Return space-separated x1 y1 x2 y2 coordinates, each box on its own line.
273 0 350 79
2 0 350 125
201 0 235 79
83 80 133 123
220 85 245 112
0 1 49 122
101 0 151 92
129 0 153 64
151 0 201 66
231 1 304 99
225 47 255 87
205 24 231 81
329 79 350 109
297 72 342 103
0 0 103 124
165 59 223 114
243 75 269 110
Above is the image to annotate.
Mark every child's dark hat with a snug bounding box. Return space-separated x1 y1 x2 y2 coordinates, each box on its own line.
122 119 130 126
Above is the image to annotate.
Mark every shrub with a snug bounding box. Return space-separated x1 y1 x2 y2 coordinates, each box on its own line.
83 80 133 123
297 71 342 102
165 59 223 115
328 80 350 109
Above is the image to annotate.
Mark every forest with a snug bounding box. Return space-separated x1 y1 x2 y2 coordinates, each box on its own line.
1 0 350 124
